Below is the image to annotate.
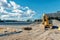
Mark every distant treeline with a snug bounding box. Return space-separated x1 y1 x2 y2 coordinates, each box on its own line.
27 19 42 22
0 17 60 23
46 11 60 21
0 20 19 22
48 17 60 21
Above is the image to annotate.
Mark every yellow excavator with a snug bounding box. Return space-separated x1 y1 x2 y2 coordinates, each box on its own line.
42 14 52 30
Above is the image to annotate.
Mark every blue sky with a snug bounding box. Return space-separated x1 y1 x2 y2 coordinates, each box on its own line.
0 0 60 21
13 0 60 19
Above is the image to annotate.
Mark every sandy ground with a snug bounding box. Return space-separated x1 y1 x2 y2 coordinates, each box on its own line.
0 20 60 40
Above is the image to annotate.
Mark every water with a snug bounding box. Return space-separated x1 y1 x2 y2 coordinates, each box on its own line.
0 22 33 25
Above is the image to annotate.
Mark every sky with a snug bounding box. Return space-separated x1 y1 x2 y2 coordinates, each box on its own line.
0 0 60 21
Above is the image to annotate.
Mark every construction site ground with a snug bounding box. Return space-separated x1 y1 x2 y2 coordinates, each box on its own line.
0 20 60 40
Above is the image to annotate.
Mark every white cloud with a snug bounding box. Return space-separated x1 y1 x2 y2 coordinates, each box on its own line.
12 9 23 13
0 0 36 21
1 15 9 18
0 0 7 3
10 1 20 9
